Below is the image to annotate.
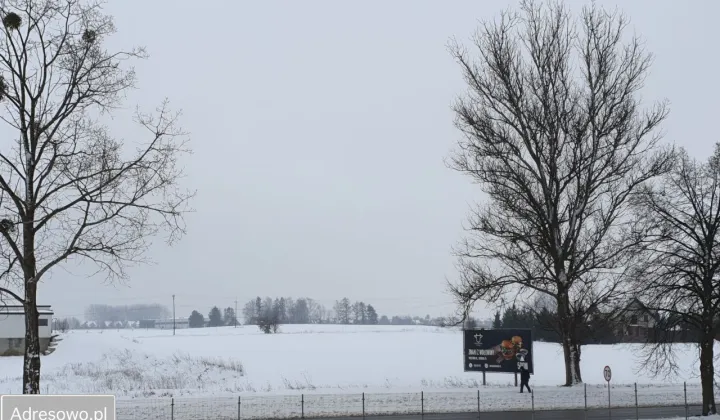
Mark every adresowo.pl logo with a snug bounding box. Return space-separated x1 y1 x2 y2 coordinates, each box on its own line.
1 395 115 420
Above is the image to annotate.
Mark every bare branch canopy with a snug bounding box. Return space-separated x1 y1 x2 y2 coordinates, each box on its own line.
0 0 194 394
447 0 673 385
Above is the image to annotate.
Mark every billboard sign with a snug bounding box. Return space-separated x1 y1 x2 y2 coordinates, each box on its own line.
463 328 534 374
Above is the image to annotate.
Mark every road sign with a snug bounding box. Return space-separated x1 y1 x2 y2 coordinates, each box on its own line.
604 365 612 419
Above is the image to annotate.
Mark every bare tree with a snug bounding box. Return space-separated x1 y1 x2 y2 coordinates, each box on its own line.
629 146 720 415
446 0 673 385
0 0 193 393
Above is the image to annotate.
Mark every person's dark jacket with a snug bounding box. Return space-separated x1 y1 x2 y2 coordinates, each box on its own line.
520 366 530 381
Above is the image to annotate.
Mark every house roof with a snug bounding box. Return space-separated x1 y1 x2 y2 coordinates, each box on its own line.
0 305 54 315
0 310 54 315
621 298 660 322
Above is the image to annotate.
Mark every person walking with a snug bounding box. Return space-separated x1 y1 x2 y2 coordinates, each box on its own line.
518 355 531 394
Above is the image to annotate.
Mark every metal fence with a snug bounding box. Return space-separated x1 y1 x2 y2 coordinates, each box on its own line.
114 382 709 420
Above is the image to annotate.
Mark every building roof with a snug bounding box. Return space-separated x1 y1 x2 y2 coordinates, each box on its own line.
620 298 660 322
0 305 54 315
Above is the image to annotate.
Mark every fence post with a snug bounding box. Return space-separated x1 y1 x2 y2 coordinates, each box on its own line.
584 383 587 420
362 392 365 419
170 398 174 420
237 396 241 420
634 383 638 420
531 388 535 420
684 382 688 420
421 391 424 417
477 389 480 419
301 394 305 419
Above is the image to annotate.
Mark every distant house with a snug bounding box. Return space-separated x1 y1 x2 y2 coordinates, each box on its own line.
155 318 189 330
0 305 54 356
615 298 658 342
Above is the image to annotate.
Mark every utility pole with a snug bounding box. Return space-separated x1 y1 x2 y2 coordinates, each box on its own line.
234 299 238 328
172 294 176 336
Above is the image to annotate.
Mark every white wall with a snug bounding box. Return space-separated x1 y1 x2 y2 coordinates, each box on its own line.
0 314 53 338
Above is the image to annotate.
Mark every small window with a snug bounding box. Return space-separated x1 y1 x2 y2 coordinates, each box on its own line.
38 319 48 326
630 315 638 324
643 315 649 322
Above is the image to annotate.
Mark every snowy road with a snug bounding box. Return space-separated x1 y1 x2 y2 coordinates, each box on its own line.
303 405 703 420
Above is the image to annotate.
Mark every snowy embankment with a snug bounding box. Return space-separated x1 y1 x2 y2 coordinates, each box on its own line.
0 325 716 419
653 417 720 420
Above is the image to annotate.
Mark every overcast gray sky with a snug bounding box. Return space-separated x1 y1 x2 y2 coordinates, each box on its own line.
29 0 720 320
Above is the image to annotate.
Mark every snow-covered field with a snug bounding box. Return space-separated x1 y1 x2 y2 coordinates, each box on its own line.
0 324 715 419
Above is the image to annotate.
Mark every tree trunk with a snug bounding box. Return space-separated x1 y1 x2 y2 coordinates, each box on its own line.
23 278 40 394
22 212 40 394
700 330 717 415
558 292 583 386
561 331 583 386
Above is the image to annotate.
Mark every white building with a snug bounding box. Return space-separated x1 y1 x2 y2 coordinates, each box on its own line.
0 305 54 356
155 318 189 329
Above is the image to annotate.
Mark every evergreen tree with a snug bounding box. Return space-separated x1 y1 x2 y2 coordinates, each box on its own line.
366 305 379 325
272 299 283 322
492 310 502 329
278 298 287 323
208 306 223 327
255 297 263 320
189 311 205 328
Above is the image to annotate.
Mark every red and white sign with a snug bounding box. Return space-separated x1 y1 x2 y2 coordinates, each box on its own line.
603 365 612 382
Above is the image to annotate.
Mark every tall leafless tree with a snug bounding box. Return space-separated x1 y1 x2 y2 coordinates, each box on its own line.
629 146 720 415
447 0 673 385
0 0 193 393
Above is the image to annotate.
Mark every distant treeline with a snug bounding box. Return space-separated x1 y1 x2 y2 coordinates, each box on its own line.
239 297 384 326
236 296 470 327
491 303 702 345
55 299 482 331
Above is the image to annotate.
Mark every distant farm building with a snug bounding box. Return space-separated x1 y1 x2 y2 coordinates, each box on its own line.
0 305 54 356
154 318 189 329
